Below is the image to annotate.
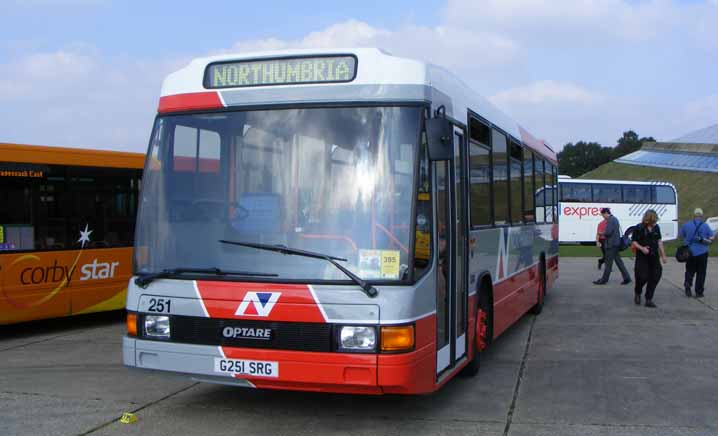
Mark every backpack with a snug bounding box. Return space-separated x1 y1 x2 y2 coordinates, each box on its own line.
618 225 635 252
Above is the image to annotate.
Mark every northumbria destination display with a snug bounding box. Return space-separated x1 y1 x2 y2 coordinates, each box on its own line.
205 55 357 88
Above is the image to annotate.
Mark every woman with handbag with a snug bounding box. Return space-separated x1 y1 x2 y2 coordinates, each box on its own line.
631 209 667 307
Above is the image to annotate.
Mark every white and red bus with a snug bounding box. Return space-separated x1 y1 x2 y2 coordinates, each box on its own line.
558 177 678 243
123 48 559 394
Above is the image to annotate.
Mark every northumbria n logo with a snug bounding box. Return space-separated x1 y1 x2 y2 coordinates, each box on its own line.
235 292 281 317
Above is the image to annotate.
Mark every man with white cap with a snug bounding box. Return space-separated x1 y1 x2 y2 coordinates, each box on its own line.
680 208 714 297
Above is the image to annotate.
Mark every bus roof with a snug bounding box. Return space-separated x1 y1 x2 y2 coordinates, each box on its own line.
560 178 676 188
158 48 556 163
0 143 145 169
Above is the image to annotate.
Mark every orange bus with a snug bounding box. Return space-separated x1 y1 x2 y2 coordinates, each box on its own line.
0 143 144 324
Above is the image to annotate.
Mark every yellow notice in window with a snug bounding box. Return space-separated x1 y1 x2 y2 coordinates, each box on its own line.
0 226 4 243
414 231 429 261
380 250 400 279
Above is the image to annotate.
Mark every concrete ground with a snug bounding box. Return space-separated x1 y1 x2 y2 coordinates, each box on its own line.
2 257 718 436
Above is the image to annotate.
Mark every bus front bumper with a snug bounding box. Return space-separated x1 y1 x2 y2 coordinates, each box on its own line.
123 336 436 395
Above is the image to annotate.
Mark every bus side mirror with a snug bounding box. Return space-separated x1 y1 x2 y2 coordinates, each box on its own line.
425 117 452 161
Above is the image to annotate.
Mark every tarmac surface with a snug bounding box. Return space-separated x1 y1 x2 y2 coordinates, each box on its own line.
2 257 718 436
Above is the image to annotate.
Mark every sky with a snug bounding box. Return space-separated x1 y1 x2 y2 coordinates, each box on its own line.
1 0 716 152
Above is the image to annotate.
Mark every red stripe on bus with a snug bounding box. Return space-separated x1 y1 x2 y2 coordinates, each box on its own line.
158 92 223 113
195 281 326 323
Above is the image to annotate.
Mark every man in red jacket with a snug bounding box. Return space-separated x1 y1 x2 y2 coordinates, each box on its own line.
596 218 607 269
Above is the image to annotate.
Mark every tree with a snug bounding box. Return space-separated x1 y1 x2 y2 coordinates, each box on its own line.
558 141 613 178
612 130 655 159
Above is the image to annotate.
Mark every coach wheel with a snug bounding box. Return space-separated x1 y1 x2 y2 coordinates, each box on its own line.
530 260 546 315
461 286 492 377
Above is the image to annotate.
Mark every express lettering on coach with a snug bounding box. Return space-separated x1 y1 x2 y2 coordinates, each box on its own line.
20 258 120 286
563 206 601 219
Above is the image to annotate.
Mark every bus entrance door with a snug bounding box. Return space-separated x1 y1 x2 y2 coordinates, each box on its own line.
435 126 469 377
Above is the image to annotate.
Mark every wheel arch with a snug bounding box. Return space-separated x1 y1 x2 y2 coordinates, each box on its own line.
475 271 494 346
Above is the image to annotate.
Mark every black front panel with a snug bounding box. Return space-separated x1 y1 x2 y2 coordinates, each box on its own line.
156 315 333 352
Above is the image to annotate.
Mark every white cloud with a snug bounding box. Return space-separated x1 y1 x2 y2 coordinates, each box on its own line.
222 19 520 73
1 1 716 152
6 0 108 8
490 81 603 107
670 94 718 139
0 51 96 99
445 0 680 43
0 48 186 151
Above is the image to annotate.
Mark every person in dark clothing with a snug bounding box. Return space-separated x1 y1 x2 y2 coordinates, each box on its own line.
631 209 667 307
593 208 632 285
680 208 714 298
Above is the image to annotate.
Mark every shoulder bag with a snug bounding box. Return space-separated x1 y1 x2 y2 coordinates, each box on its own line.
676 222 703 263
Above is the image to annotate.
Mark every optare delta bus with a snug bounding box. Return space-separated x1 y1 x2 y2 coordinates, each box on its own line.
124 48 559 394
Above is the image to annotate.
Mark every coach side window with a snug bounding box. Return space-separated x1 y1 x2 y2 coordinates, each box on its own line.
546 163 556 223
469 118 492 227
560 183 592 202
553 166 559 222
492 129 509 225
623 185 650 203
593 184 622 203
654 185 676 204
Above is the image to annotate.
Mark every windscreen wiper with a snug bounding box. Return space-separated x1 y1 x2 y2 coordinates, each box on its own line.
134 267 278 288
219 240 378 298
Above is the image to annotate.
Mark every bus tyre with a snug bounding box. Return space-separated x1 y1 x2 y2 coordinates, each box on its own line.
461 289 491 377
530 261 546 315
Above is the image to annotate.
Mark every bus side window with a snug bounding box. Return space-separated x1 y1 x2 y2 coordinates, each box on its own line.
535 158 545 223
69 166 142 249
414 132 432 275
522 147 534 222
1 174 38 251
469 117 492 227
492 129 509 225
509 141 523 225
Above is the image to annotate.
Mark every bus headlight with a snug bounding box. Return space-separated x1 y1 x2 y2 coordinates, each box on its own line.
144 315 171 338
338 326 376 352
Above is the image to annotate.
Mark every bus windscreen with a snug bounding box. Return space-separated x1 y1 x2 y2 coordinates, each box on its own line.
135 106 421 282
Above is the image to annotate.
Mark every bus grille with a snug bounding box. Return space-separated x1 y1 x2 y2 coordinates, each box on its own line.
164 315 333 352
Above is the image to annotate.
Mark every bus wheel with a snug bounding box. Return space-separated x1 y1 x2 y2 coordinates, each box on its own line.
530 261 546 315
461 289 491 377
